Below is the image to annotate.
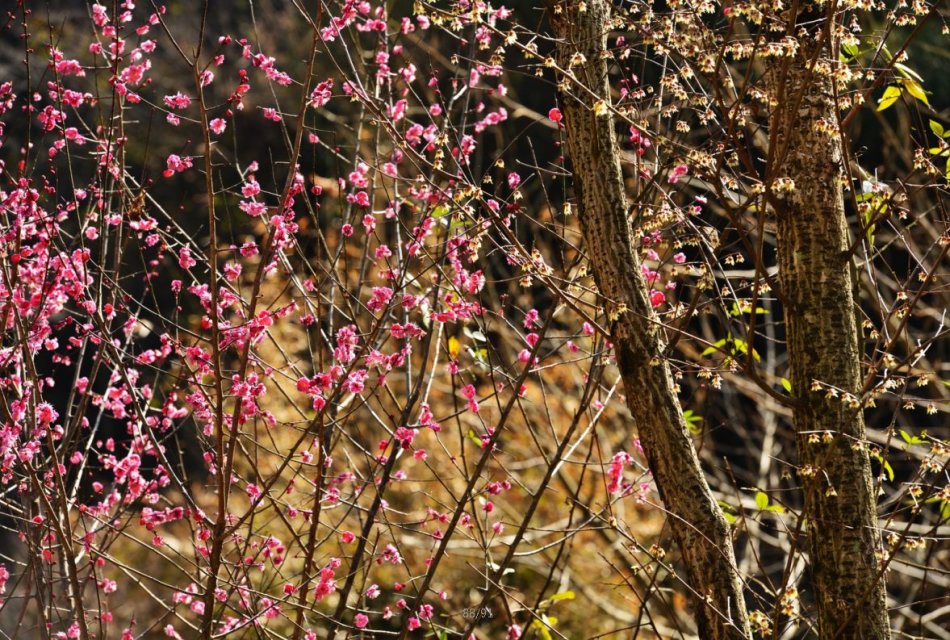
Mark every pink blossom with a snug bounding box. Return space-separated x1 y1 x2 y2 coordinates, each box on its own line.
54 59 86 77
163 92 192 110
668 164 689 184
178 248 197 270
0 564 8 595
309 80 333 108
36 403 58 424
608 451 634 494
242 179 261 198
92 4 109 27
462 384 479 413
163 154 193 177
389 99 408 122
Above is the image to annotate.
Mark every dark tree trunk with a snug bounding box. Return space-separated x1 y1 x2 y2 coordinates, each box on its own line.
768 49 891 640
546 2 751 637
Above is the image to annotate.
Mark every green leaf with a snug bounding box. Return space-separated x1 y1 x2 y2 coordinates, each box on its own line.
755 491 769 510
864 209 877 246
718 500 737 513
877 86 902 111
930 120 946 138
702 338 727 357
732 338 761 362
466 430 483 448
702 337 759 363
902 79 929 106
683 410 704 435
882 459 894 482
899 429 925 446
766 504 787 514
548 591 575 602
536 628 553 640
781 378 792 393
872 452 894 482
730 301 768 316
894 62 923 82
529 616 557 640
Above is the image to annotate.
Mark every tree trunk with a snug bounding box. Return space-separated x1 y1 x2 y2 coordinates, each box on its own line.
767 50 891 639
546 2 750 638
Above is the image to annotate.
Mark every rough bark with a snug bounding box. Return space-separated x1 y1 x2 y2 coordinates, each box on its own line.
546 2 751 638
768 56 891 639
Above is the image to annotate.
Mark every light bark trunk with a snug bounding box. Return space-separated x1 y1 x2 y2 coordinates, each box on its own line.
546 2 751 638
768 52 891 639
